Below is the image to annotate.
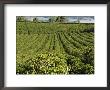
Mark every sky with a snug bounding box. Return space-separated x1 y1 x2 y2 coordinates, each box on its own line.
24 16 94 23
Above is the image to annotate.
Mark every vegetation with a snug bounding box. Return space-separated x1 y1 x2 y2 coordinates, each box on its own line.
16 17 94 75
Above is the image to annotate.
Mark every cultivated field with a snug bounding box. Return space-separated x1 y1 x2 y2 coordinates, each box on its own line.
16 22 94 74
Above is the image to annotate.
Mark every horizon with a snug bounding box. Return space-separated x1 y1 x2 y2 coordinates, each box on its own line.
17 16 94 23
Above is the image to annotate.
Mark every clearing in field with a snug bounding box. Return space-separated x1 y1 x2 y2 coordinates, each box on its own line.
16 16 94 75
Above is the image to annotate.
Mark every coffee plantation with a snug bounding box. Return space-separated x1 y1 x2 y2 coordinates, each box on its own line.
16 21 94 74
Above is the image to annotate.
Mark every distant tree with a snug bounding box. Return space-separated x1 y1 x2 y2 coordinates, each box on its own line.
16 16 25 22
55 16 67 23
33 18 38 23
49 18 52 23
55 16 60 22
49 16 57 23
77 17 80 23
60 16 66 23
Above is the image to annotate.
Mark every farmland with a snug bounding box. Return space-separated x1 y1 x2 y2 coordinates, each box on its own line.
16 21 94 74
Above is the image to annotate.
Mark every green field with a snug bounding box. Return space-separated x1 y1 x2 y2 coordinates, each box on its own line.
16 22 94 75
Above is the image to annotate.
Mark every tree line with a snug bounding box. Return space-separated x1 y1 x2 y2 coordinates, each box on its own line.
16 16 68 23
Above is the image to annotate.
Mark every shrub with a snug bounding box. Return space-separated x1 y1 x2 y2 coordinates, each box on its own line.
82 46 94 66
16 53 68 74
66 55 94 74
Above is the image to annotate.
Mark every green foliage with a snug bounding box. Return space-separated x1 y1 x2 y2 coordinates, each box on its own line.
16 21 94 74
66 55 94 74
81 46 94 66
16 53 68 74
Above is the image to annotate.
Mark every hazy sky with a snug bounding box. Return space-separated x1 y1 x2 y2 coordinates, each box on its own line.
24 16 94 23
